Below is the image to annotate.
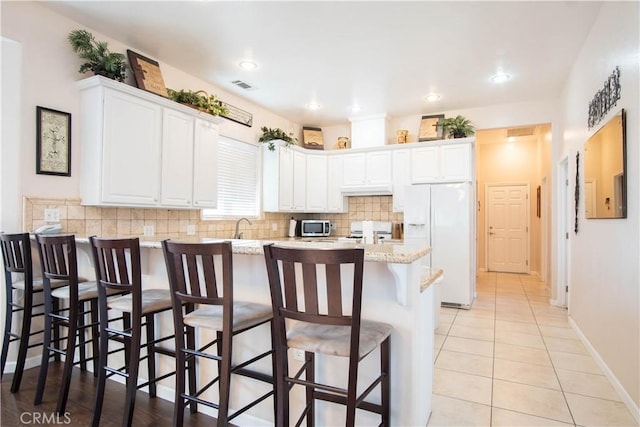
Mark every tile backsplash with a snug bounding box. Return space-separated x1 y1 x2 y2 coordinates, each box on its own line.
23 196 403 239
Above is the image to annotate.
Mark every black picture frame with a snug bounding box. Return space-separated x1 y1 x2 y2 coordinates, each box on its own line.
36 106 71 177
418 114 445 141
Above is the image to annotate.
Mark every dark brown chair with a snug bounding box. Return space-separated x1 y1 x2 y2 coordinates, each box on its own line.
263 244 391 426
33 234 107 414
89 236 177 427
162 240 275 427
1 233 67 392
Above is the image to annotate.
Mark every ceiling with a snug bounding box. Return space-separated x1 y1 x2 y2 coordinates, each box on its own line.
43 1 602 127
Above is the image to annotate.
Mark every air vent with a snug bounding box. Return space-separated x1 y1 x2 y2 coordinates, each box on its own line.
231 80 253 90
506 126 536 137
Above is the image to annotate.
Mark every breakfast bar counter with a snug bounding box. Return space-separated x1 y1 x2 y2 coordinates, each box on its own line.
71 237 438 426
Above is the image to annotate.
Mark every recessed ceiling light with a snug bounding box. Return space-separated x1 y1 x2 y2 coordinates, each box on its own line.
507 136 516 143
239 60 258 71
424 93 441 102
307 102 321 111
490 72 511 84
351 104 361 113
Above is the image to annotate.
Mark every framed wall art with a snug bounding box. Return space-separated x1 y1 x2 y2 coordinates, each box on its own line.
127 49 168 97
302 127 324 150
418 114 444 141
36 106 71 177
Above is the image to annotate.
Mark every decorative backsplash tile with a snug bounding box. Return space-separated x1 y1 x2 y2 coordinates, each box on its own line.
23 196 402 239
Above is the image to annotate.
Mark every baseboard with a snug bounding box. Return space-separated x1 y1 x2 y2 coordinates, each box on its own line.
107 374 272 426
3 355 41 373
568 317 640 424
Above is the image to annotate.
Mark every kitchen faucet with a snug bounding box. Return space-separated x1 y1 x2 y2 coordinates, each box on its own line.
234 217 252 239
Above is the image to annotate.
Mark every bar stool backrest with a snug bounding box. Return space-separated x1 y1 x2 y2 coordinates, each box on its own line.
263 244 365 354
35 235 79 300
89 236 141 309
162 240 232 319
1 233 32 283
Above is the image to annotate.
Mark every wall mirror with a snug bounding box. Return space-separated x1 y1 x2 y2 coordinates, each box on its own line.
584 109 626 218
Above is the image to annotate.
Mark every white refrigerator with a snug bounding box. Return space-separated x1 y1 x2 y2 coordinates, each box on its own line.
404 183 476 309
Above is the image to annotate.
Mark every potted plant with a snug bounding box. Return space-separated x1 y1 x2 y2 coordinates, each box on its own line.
166 89 229 117
441 115 475 138
68 29 127 82
259 127 297 151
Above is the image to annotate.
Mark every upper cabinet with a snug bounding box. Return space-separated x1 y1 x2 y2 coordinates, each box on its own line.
392 149 411 212
411 140 472 184
341 151 392 194
77 76 221 209
305 154 327 212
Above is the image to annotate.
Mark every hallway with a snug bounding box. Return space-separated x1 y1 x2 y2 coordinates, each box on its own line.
428 272 637 426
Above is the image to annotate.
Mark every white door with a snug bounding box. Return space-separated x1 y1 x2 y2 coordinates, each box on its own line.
584 179 596 218
487 184 529 273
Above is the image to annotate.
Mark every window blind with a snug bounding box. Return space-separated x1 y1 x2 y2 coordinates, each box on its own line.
202 136 260 218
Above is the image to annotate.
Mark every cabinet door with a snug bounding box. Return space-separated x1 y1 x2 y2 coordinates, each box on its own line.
102 89 162 205
342 153 366 186
161 108 194 207
278 147 294 211
441 144 471 181
305 154 328 212
192 119 219 208
292 151 307 211
392 149 410 212
366 151 392 185
327 155 346 212
411 146 440 183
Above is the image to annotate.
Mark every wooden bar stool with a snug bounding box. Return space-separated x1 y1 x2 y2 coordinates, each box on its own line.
1 233 64 392
33 234 106 414
89 236 177 427
162 240 275 427
263 244 392 426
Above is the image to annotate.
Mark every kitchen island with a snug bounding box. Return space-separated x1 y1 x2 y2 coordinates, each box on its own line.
72 237 438 426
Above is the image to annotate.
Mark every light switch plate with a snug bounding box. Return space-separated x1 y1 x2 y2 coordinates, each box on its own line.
44 209 60 222
143 225 155 236
187 224 196 236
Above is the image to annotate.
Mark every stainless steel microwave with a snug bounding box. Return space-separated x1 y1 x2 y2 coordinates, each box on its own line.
301 220 331 237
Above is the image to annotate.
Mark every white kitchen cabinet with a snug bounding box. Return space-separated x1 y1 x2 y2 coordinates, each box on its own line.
327 154 346 212
292 151 307 211
341 151 392 194
392 149 411 212
161 108 194 207
262 142 299 212
77 76 221 208
411 142 472 183
305 154 327 212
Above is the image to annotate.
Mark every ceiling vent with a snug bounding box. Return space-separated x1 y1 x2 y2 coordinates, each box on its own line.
231 80 254 90
506 126 536 137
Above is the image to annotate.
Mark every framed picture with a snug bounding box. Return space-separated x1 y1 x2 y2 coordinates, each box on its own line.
302 127 324 150
418 114 445 141
36 106 71 176
127 49 168 97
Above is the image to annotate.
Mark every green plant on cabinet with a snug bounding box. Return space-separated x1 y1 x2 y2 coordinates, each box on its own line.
166 89 229 117
441 115 475 138
68 29 127 82
259 127 297 151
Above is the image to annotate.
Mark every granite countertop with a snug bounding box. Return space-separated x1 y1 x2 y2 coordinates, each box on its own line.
74 236 431 264
420 268 444 292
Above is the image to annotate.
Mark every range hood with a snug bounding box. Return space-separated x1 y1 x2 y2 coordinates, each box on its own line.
340 183 393 196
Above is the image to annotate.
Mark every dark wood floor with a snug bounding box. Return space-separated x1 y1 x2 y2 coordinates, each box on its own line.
1 362 219 426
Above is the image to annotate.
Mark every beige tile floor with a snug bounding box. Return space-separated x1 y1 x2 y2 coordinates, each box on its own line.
428 271 638 427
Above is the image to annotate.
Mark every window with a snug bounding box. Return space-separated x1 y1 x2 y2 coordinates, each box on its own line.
202 136 260 218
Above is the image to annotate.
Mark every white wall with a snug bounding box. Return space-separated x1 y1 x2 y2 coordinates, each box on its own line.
558 1 639 413
0 2 301 204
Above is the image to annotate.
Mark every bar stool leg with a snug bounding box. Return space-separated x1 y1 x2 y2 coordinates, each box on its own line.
217 331 233 426
90 299 99 377
186 325 197 415
0 283 12 380
91 298 110 427
345 356 359 426
305 351 315 427
10 288 33 392
174 324 187 427
34 288 53 406
123 316 142 427
56 302 80 414
78 302 87 372
380 337 390 427
145 314 157 397
52 299 61 362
